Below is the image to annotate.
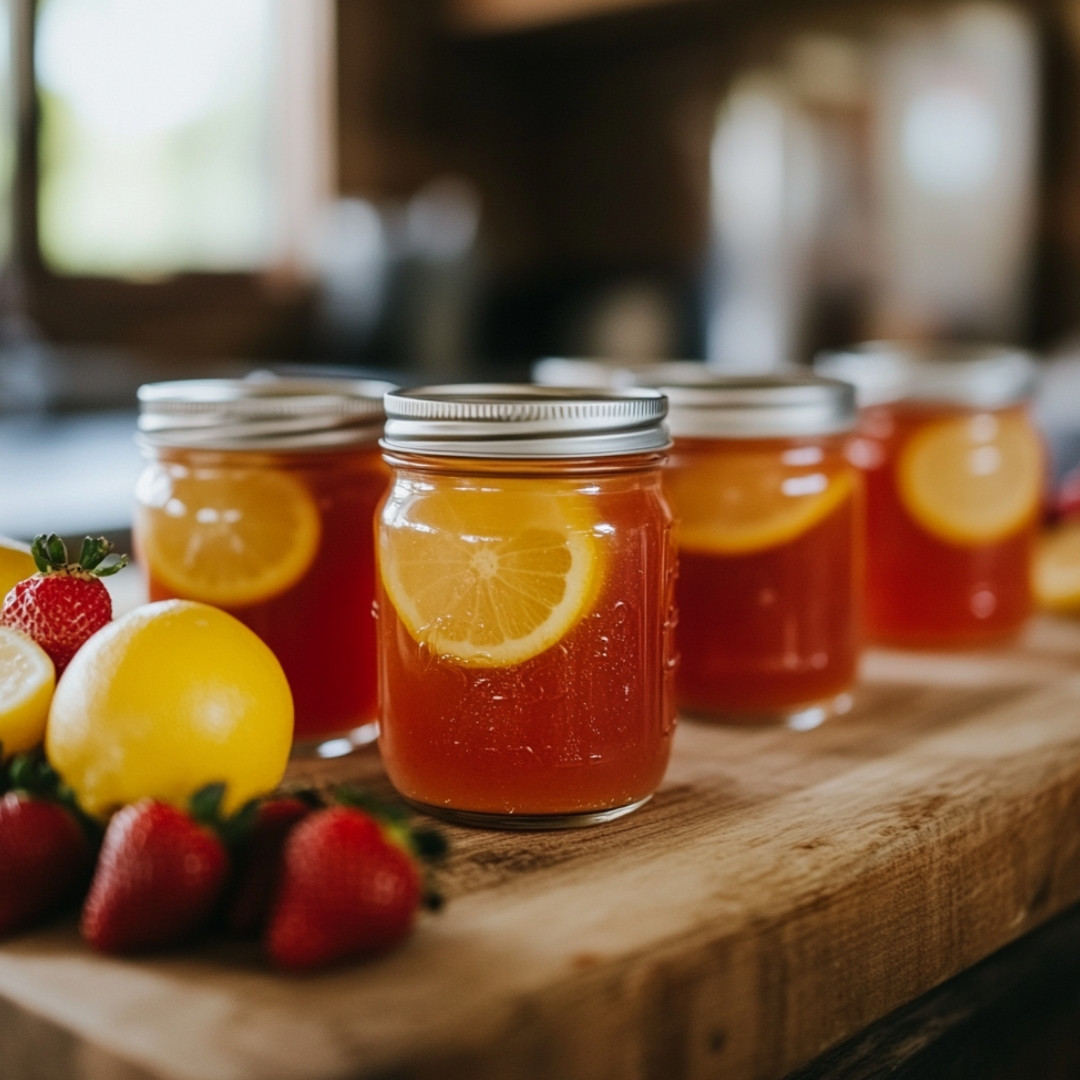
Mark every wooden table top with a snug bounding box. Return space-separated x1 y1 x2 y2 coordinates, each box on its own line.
3 616 1080 1080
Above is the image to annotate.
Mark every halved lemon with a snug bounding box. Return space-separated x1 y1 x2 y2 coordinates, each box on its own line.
0 627 55 758
665 453 855 555
0 536 37 601
378 480 601 667
1034 519 1080 614
135 466 321 608
896 413 1043 546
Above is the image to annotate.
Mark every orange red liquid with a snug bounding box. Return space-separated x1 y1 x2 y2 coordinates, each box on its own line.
375 459 677 818
668 437 861 719
854 404 1037 648
138 447 389 745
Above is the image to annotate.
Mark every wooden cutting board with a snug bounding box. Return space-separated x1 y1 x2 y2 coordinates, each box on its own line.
3 616 1080 1080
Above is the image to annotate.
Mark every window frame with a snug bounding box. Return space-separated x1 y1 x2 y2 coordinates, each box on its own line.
8 0 335 361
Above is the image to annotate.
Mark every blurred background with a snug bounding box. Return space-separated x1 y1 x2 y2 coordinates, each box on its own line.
4 0 1080 537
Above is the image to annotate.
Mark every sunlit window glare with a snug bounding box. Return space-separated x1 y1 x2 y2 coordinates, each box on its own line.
902 81 1000 196
35 0 276 277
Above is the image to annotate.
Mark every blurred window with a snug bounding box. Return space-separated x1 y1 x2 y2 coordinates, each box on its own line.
35 0 277 276
5 0 334 358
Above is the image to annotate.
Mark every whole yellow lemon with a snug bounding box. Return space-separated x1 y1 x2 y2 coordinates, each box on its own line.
46 599 293 818
0 536 37 601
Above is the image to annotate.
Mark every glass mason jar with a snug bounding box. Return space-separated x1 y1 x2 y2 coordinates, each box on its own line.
134 375 396 756
375 385 677 829
652 374 862 729
816 342 1045 648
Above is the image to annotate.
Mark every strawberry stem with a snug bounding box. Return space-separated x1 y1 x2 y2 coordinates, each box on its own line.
30 533 128 577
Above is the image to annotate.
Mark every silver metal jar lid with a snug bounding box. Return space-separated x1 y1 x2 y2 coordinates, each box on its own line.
631 373 855 439
136 374 397 451
814 342 1038 409
381 384 670 458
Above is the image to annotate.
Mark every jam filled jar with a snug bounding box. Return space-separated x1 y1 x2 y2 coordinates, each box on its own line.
375 385 677 829
817 343 1044 648
655 374 861 728
134 376 395 755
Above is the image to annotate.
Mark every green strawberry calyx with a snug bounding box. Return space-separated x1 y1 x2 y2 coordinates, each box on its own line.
187 782 261 850
330 784 448 910
30 534 128 579
0 745 104 845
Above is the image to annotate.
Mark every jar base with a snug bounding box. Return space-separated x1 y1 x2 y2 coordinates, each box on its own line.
681 691 854 732
291 720 380 760
401 794 653 831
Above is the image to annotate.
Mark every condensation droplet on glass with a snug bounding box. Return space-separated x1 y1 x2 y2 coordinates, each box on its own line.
781 445 824 467
970 588 998 619
847 437 886 471
969 413 1000 442
969 445 1002 477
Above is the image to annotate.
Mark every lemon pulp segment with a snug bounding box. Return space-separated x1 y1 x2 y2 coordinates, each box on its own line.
665 454 854 555
1034 520 1080 613
0 627 56 758
378 481 601 667
137 467 321 607
896 413 1043 546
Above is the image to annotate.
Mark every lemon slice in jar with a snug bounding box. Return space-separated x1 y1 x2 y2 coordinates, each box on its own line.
665 452 854 555
896 412 1043 546
378 479 601 667
136 467 321 608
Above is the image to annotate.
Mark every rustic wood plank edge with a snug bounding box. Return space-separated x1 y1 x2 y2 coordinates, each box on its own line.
1 619 1080 1080
783 899 1080 1080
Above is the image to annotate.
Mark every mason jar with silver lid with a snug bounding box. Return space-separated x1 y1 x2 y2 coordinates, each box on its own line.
632 371 861 729
814 341 1037 409
531 355 715 389
134 374 396 756
815 342 1045 647
375 384 676 829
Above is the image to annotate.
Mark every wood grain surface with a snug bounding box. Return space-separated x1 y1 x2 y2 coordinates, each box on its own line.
3 617 1080 1080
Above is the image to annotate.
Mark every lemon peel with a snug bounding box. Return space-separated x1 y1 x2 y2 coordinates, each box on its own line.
46 600 293 817
0 536 36 600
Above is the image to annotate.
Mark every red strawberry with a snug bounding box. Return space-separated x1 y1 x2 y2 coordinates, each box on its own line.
265 806 421 971
1 534 127 673
0 790 95 937
81 796 229 954
224 796 312 938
